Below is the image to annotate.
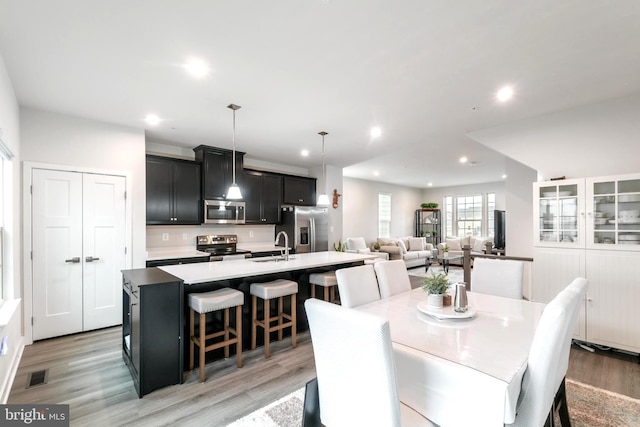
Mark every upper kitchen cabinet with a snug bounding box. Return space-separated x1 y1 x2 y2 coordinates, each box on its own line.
193 145 245 200
282 175 317 206
243 169 283 224
533 178 585 248
146 155 201 225
586 174 640 250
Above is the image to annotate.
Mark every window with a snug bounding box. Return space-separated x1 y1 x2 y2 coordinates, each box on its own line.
444 193 495 238
487 193 496 237
0 135 12 303
378 193 391 238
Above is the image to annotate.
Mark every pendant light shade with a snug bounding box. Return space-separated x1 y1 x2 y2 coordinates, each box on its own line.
317 131 330 206
226 103 242 200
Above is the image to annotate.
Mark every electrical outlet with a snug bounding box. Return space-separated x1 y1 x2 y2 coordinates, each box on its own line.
162 233 169 241
249 231 254 238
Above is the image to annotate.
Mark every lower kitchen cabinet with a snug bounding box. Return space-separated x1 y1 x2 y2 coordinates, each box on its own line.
532 247 640 353
122 268 184 398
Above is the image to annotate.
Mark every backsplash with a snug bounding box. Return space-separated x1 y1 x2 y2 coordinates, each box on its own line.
146 224 276 249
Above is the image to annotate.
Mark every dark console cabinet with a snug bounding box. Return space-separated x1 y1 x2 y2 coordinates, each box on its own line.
194 145 245 200
283 175 317 206
146 155 201 225
122 268 183 398
244 169 282 224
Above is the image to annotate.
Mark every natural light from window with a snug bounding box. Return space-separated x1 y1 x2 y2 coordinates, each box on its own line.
378 193 391 238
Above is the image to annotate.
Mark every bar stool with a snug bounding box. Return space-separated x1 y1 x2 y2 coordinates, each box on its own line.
189 288 244 382
250 279 298 358
308 271 338 303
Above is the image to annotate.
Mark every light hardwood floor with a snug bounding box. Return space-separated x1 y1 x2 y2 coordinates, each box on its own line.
8 325 640 426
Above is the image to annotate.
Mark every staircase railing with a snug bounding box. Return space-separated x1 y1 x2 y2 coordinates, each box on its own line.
461 244 534 291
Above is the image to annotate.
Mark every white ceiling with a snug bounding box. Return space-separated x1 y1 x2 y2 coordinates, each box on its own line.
1 1 639 188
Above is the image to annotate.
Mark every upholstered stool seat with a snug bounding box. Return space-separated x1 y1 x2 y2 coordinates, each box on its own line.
309 271 338 303
250 279 298 358
189 287 244 382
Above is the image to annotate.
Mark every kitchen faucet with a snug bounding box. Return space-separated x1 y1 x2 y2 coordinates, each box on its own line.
275 231 290 261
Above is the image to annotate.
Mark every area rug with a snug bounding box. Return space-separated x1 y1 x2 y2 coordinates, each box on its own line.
227 379 640 426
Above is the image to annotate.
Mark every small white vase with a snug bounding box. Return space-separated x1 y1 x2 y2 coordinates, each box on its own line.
427 293 443 308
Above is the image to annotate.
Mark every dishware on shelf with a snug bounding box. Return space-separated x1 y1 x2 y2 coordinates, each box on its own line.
619 210 640 218
619 194 640 203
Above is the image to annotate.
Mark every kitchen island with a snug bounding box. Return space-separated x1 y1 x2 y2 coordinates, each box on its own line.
123 251 376 395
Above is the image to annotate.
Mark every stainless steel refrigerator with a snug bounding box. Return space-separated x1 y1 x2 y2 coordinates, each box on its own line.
275 206 329 253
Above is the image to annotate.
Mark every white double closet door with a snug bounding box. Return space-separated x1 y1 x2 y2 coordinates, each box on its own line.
32 169 126 340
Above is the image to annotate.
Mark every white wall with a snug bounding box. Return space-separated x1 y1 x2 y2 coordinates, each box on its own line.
0 52 23 403
343 177 422 245
504 157 536 258
20 108 147 267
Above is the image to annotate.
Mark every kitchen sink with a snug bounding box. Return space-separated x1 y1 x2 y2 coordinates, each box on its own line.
250 256 295 263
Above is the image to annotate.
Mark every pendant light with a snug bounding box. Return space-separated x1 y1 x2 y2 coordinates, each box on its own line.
317 131 330 206
226 103 242 200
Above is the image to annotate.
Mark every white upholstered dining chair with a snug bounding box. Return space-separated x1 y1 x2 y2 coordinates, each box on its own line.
509 277 588 427
304 299 435 427
334 264 380 308
470 258 524 299
374 259 412 298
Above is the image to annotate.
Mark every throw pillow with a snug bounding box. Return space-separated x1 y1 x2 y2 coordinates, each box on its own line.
347 237 367 251
357 248 371 254
472 237 486 253
396 238 408 254
408 237 426 251
446 238 461 251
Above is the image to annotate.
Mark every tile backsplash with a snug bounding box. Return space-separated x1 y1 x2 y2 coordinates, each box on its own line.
146 224 276 249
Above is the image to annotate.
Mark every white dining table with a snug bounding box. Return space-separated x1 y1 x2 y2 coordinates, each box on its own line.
354 288 546 427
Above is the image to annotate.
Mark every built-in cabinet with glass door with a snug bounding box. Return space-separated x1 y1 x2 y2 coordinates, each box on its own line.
532 173 640 354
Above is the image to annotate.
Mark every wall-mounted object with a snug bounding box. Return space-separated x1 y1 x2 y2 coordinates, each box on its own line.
332 189 341 209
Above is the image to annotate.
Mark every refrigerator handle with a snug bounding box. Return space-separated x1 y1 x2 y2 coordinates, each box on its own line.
310 218 316 252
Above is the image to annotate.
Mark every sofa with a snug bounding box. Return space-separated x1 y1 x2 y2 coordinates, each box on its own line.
374 236 436 269
436 235 493 266
343 237 389 263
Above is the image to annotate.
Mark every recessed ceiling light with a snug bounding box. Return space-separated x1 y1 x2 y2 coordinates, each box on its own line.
184 58 209 78
373 171 380 176
145 114 160 126
371 127 382 138
496 86 514 102
502 174 508 179
459 156 468 164
427 182 433 187
301 149 309 157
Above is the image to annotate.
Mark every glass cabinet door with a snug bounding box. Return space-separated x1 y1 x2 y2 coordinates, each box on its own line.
534 180 583 247
588 175 640 249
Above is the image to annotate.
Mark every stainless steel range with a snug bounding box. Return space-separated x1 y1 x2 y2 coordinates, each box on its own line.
196 234 251 261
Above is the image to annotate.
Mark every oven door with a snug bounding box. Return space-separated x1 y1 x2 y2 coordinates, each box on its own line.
204 200 245 224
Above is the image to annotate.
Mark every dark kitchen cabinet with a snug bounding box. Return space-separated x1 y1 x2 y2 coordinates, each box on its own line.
283 175 317 206
122 268 183 398
146 155 201 225
244 169 282 224
193 145 245 200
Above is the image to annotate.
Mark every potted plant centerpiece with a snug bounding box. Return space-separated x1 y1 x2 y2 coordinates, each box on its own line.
422 271 451 308
372 242 381 252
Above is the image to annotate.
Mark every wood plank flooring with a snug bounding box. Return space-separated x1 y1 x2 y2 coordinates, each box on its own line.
8 326 640 426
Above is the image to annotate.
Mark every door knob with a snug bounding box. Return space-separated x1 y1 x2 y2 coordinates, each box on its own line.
85 256 100 262
65 257 80 263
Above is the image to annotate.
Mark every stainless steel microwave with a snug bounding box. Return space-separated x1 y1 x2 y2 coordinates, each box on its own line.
203 200 245 224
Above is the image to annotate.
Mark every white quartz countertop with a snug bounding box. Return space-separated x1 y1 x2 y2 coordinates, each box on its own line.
158 251 376 285
146 247 210 261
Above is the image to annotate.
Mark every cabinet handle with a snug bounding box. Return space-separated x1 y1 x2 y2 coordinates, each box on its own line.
85 256 100 262
65 257 80 263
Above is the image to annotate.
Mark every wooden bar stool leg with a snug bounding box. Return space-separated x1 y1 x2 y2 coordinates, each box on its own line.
291 293 297 348
236 304 243 368
189 308 195 371
251 295 257 350
323 286 329 302
224 308 230 358
199 312 206 383
311 284 316 299
330 286 335 303
264 297 271 358
278 296 284 341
